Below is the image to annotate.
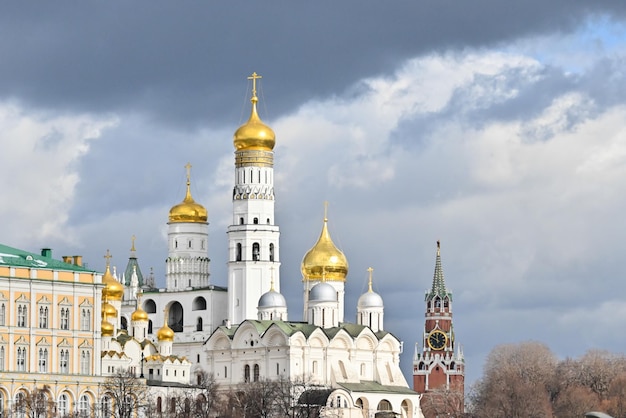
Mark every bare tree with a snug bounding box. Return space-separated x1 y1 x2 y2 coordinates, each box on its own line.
219 379 280 418
469 341 556 417
13 386 55 418
420 386 465 418
102 369 150 418
273 376 330 418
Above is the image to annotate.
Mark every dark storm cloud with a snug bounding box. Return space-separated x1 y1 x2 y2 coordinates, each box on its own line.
0 2 625 126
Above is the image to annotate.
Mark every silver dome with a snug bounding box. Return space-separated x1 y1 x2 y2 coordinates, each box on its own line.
357 291 383 308
309 282 337 302
258 290 287 309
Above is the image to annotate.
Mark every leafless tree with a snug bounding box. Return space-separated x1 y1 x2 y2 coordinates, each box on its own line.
420 386 465 418
12 386 55 418
102 369 150 418
273 376 329 418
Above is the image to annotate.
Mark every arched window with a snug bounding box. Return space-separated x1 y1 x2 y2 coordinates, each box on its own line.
253 217 259 225
144 299 157 313
252 243 260 261
377 399 392 411
157 397 162 413
0 347 4 371
57 393 69 417
0 303 5 326
120 316 128 330
192 297 207 311
253 364 260 382
244 364 250 383
196 317 203 332
0 391 4 418
266 218 270 224
236 243 242 261
170 398 176 413
148 320 153 334
239 217 244 225
402 399 411 418
14 392 26 418
168 302 184 332
269 243 274 262
101 395 112 417
78 394 90 416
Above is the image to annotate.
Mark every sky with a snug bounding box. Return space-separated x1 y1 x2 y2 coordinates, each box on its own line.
2 2 626 388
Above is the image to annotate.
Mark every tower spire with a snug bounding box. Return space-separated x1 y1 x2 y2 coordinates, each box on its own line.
429 240 449 299
367 266 374 292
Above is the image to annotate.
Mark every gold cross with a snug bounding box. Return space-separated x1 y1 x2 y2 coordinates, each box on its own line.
367 267 374 292
104 249 112 266
248 72 262 98
131 235 136 252
324 201 329 222
185 162 192 184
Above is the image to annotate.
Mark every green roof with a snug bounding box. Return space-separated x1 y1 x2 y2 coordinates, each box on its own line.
0 244 95 273
213 320 393 342
338 381 418 395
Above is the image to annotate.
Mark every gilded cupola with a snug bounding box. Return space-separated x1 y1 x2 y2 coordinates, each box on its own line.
233 72 275 152
102 251 124 301
101 319 114 337
168 163 208 224
131 292 149 321
157 314 175 342
301 205 349 282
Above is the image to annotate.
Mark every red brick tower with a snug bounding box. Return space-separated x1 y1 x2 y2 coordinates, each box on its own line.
413 241 464 415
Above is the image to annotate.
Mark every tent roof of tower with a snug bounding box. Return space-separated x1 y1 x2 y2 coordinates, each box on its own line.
124 257 144 287
0 243 96 272
338 381 420 395
426 241 453 301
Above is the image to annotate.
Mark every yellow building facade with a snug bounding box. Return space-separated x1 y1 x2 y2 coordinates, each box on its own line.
0 245 106 417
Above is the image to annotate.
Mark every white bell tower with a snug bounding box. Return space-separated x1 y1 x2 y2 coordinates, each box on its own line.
228 72 281 324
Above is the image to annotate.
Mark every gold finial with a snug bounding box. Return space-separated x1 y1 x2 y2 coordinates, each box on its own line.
131 235 136 252
324 201 329 222
437 240 441 256
247 72 262 102
367 267 374 293
104 250 112 267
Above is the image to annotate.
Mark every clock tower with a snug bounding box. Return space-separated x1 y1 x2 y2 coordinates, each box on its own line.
413 241 465 415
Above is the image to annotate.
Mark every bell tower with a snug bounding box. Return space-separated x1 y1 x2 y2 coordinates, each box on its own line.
227 72 281 324
413 241 465 412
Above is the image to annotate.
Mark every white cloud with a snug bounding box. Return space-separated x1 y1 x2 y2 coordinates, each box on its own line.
0 103 118 247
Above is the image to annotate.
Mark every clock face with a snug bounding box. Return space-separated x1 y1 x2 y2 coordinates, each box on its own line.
427 330 447 350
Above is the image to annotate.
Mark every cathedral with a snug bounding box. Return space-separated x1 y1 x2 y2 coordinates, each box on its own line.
112 73 426 417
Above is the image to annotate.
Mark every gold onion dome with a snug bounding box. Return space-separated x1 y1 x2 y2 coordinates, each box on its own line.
157 320 175 342
233 72 275 151
102 302 117 319
101 319 114 337
301 214 349 282
131 306 149 322
168 164 208 224
102 264 124 301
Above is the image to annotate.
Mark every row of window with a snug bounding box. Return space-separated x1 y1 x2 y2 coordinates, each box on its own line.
1 392 103 418
0 304 91 331
0 346 90 374
235 242 275 262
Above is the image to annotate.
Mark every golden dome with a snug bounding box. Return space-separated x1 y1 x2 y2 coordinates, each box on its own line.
102 264 124 301
233 72 275 152
168 164 208 224
301 214 349 282
101 319 114 337
102 302 117 319
157 323 174 342
131 306 149 322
